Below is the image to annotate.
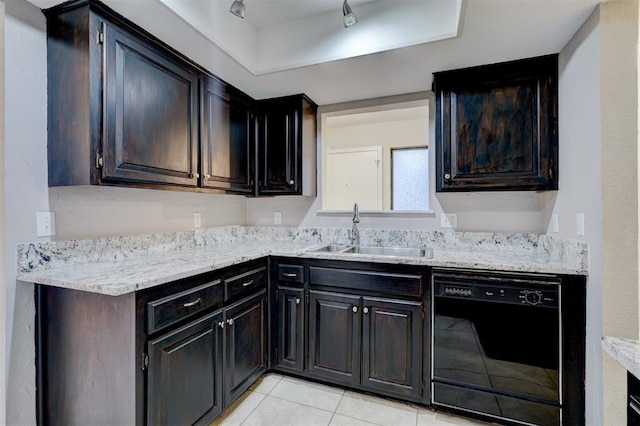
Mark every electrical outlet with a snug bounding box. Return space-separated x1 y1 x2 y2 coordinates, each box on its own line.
440 213 457 229
36 212 56 237
577 213 585 236
274 211 282 225
551 213 559 233
193 212 202 228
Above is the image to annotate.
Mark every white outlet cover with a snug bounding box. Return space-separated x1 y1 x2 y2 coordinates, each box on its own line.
193 212 202 228
274 211 282 225
551 213 559 233
36 211 56 237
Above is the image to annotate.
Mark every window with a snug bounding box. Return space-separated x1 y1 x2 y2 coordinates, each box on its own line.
391 147 429 211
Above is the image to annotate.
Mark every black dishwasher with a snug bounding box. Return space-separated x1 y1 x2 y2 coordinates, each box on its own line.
432 271 561 425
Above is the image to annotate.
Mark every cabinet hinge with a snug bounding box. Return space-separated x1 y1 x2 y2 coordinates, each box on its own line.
549 167 553 180
97 23 105 44
306 292 309 304
275 348 278 361
96 152 103 168
275 289 279 300
141 354 149 370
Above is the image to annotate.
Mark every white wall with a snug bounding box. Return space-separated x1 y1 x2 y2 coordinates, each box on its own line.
599 1 640 424
0 0 5 423
50 187 248 240
556 9 603 425
5 1 48 423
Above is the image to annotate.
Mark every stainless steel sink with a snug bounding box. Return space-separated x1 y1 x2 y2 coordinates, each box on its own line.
343 246 429 258
310 244 352 253
310 244 432 258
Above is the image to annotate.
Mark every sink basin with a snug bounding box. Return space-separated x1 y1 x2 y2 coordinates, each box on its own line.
343 246 430 258
310 244 432 258
310 244 352 253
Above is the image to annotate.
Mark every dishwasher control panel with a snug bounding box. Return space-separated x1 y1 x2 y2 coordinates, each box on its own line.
437 282 559 308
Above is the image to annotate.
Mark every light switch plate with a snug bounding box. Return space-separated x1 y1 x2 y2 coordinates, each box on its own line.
577 213 585 236
36 212 56 237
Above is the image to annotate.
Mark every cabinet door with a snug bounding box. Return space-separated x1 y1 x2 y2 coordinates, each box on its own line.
434 55 558 192
361 297 423 399
307 290 361 386
257 99 299 195
147 310 223 426
277 286 305 372
224 290 267 405
201 77 254 193
102 22 198 186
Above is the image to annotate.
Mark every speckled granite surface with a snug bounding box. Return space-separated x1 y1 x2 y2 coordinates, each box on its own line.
16 226 588 296
602 336 640 379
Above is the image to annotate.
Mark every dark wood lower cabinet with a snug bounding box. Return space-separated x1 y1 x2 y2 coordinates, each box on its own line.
224 290 268 404
308 290 362 386
277 286 305 372
147 310 223 426
361 297 422 399
306 289 424 401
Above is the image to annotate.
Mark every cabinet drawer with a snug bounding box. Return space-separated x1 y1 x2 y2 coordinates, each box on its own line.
225 266 267 302
309 267 423 298
278 264 304 284
147 280 222 334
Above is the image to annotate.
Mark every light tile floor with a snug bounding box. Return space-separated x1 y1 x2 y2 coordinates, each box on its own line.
212 374 491 426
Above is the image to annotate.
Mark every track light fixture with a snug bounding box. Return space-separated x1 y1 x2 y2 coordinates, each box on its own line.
229 0 245 18
342 0 358 27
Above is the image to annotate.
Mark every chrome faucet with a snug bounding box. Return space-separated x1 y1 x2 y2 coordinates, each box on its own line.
350 203 360 246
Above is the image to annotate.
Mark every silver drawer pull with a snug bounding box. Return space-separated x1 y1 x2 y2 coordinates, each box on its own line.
296 298 301 305
227 318 234 326
183 298 201 308
283 273 297 278
363 307 369 314
241 281 253 287
218 321 225 329
352 306 358 313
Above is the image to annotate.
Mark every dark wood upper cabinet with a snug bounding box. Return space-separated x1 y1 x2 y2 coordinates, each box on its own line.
46 0 198 188
434 54 558 192
257 95 317 196
102 22 198 186
200 76 254 194
46 0 317 196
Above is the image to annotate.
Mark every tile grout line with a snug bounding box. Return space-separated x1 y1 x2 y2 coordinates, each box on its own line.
237 375 283 425
327 389 347 426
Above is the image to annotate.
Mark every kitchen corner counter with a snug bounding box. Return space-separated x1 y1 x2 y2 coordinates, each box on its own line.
17 226 589 296
602 336 640 379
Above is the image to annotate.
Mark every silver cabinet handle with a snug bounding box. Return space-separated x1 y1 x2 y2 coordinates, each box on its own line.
296 298 301 305
363 307 369 314
352 306 358 313
289 180 295 185
283 273 297 278
205 174 211 179
444 173 451 180
183 298 201 308
195 173 200 178
218 321 225 329
227 318 234 326
241 281 253 287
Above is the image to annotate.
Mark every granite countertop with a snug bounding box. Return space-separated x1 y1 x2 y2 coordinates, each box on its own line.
16 226 589 296
602 336 640 379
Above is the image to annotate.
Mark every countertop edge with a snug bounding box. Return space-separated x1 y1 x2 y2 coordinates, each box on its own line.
602 336 640 380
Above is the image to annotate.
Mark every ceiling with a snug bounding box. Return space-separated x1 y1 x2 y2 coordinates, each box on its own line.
27 0 602 105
